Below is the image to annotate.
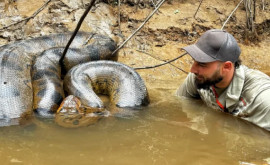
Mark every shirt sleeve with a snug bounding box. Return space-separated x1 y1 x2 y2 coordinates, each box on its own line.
176 73 200 98
242 89 270 131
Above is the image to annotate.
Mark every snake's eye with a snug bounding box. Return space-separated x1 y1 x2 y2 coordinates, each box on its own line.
69 109 78 113
59 108 67 113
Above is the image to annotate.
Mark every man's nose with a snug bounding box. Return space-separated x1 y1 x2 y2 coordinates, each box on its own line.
190 62 198 74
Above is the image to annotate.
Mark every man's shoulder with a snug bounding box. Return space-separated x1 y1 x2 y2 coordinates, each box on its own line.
239 65 270 98
241 65 270 83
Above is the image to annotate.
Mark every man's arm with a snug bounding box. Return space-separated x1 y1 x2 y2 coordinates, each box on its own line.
176 73 200 98
242 89 270 131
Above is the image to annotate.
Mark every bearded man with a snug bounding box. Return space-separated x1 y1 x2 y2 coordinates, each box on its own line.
176 29 270 131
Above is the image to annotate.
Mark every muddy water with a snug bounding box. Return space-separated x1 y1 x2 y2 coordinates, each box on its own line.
0 85 270 165
1 0 270 164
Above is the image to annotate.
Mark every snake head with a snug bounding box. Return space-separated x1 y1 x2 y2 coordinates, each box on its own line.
57 95 82 114
55 95 107 128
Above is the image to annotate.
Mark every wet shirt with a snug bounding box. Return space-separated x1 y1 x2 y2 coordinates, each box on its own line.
176 65 270 131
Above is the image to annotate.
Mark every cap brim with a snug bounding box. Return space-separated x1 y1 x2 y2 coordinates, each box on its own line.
183 44 216 63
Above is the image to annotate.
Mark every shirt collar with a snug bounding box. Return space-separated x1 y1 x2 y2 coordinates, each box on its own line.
225 65 245 108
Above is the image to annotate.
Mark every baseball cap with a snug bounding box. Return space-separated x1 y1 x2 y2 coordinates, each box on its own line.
183 29 241 63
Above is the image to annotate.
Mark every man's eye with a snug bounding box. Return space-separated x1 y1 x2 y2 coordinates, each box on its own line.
198 63 207 67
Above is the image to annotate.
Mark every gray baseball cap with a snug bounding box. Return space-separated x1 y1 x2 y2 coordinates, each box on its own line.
183 29 241 63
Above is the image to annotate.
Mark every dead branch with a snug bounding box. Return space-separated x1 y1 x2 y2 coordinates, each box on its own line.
111 0 166 55
151 0 162 14
118 0 122 35
194 0 203 18
151 0 158 9
134 52 188 72
0 0 52 31
60 0 96 66
136 50 188 73
244 0 256 32
221 0 244 30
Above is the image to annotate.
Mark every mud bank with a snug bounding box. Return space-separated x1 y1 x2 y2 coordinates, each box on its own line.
0 0 270 87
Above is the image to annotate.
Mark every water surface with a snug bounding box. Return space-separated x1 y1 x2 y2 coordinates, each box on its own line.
1 87 270 165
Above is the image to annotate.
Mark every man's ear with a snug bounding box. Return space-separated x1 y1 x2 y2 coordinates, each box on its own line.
223 61 233 71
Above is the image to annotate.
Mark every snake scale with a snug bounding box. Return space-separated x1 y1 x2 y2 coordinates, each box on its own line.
0 32 117 126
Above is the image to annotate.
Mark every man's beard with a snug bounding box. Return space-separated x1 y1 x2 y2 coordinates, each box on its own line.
195 71 223 89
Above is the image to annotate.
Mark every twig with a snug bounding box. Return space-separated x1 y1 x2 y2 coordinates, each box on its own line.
244 0 250 29
59 0 96 66
221 0 244 30
151 0 161 14
136 50 188 73
254 0 256 21
118 0 122 36
0 0 52 31
151 0 158 9
156 0 164 6
134 52 188 72
194 0 203 18
262 0 265 10
111 0 166 55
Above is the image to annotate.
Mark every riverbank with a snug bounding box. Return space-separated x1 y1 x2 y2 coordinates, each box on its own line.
0 0 270 88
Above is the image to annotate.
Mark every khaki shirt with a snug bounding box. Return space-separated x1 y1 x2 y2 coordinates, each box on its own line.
176 65 270 131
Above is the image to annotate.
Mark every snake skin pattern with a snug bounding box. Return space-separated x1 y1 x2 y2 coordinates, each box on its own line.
54 61 150 128
0 32 117 126
64 60 150 108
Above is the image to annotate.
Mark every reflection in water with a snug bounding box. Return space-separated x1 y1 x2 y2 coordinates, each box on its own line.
0 87 270 165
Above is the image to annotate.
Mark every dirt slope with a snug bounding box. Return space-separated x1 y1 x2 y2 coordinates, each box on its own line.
0 0 270 88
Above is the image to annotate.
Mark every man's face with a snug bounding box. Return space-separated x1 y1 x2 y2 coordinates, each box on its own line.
190 60 223 89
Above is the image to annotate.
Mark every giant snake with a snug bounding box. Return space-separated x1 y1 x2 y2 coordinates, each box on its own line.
0 32 149 127
56 60 150 128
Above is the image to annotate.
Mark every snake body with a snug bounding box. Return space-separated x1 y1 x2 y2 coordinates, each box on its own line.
0 32 117 126
64 60 150 108
55 61 150 128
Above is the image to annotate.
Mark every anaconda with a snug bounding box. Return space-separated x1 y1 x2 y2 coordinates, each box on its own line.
64 60 149 108
0 32 117 126
56 61 150 128
55 95 106 128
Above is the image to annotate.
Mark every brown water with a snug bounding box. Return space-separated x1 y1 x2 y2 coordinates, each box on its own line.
1 0 270 164
0 87 270 165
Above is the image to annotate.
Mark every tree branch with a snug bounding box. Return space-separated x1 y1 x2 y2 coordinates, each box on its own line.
0 0 52 31
194 0 203 18
136 50 188 73
111 0 166 55
134 52 188 73
221 0 244 30
59 0 96 65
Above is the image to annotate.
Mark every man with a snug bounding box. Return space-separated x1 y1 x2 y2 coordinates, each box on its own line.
176 29 270 131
